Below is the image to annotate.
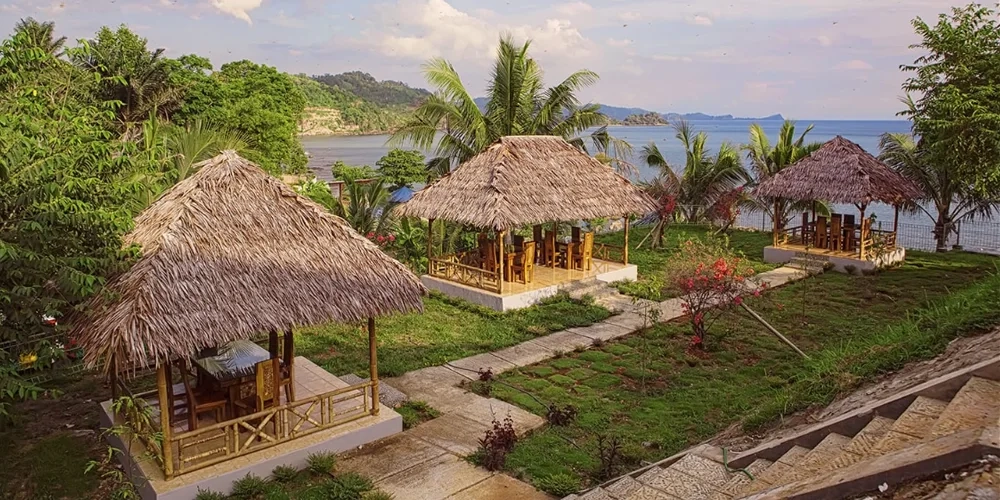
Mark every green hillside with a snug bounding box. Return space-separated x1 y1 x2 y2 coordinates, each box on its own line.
314 71 430 107
292 75 408 135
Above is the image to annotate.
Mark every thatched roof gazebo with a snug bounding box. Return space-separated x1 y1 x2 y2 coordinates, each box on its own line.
72 151 424 478
755 136 923 262
396 136 656 296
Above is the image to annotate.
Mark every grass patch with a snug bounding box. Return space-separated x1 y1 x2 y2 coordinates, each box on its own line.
296 292 611 378
494 251 1000 493
396 400 441 429
598 224 777 300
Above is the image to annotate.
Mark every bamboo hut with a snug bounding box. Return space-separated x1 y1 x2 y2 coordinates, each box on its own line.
754 136 923 265
396 136 656 302
72 151 424 479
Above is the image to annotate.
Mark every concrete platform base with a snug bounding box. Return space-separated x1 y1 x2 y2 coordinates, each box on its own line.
421 263 638 311
763 246 906 273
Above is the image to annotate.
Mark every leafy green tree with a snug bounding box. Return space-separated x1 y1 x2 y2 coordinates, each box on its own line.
743 121 823 233
879 133 998 251
902 4 1000 198
640 121 748 222
166 120 252 183
390 34 632 176
72 25 181 128
331 161 378 182
174 60 307 174
12 18 66 56
295 178 338 211
0 33 155 413
377 149 426 188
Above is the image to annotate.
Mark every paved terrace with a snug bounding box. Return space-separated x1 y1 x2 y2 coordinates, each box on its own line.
338 267 807 500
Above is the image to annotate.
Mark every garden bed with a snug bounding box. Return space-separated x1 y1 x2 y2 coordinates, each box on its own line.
490 251 1000 494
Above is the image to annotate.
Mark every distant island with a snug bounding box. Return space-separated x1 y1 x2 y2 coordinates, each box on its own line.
600 104 784 124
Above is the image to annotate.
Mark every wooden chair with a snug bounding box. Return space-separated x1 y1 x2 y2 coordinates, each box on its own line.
177 359 228 431
571 233 594 271
829 214 843 251
816 216 828 249
234 358 281 416
800 213 810 246
843 214 856 251
571 227 581 243
532 225 544 263
511 242 535 284
479 238 497 273
512 235 525 252
279 333 295 403
542 231 557 267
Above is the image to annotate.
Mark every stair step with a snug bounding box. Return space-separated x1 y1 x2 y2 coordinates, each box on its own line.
711 458 772 499
827 416 895 470
928 377 1000 439
870 396 948 456
635 465 719 499
604 476 642 499
775 433 852 485
578 487 613 500
736 446 810 496
666 454 731 488
621 485 673 500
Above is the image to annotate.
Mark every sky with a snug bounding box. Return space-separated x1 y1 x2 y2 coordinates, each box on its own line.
0 0 971 119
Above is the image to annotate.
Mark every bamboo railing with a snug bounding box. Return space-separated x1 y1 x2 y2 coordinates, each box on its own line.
167 380 375 476
428 253 502 293
593 243 626 265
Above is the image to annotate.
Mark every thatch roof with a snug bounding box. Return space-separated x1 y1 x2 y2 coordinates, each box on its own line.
395 136 657 231
754 136 923 205
73 151 425 374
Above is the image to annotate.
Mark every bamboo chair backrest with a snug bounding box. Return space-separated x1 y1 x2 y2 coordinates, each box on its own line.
522 242 535 272
582 232 593 260
533 225 543 243
831 214 842 243
571 227 581 243
254 358 281 412
816 216 828 247
544 231 555 265
513 235 525 251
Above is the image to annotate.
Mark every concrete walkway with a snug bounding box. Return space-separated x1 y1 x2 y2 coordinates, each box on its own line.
337 266 807 500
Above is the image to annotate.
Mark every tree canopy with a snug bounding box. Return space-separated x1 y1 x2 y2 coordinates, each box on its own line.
377 149 426 189
901 3 1000 198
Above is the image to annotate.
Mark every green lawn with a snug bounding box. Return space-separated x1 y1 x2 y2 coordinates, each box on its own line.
491 251 1000 494
598 224 777 300
296 292 612 378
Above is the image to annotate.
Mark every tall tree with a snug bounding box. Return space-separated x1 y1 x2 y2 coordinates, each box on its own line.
376 149 426 189
72 25 181 129
879 132 997 251
640 121 748 223
901 4 1000 198
389 34 632 176
743 121 823 233
12 18 66 56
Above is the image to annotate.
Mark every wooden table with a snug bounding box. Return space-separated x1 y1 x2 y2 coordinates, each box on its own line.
556 242 577 269
194 340 276 414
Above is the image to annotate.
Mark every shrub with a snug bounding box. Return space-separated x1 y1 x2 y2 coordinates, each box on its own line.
271 464 299 483
477 414 517 471
194 489 226 500
536 472 581 496
546 404 578 426
230 473 269 500
361 490 395 500
307 451 338 476
396 400 441 429
664 237 758 349
335 472 375 494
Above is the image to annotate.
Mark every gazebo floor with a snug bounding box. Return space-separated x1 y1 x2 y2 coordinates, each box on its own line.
422 258 637 311
100 357 401 500
764 243 906 274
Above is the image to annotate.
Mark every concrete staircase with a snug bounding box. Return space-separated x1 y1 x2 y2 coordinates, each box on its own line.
786 253 830 274
564 359 1000 500
561 278 644 314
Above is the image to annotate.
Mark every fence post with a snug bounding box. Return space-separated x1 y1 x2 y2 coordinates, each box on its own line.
955 220 962 248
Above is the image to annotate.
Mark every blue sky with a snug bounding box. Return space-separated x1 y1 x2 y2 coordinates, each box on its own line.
0 0 967 119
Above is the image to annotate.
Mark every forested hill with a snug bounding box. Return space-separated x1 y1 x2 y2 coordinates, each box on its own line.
313 71 431 107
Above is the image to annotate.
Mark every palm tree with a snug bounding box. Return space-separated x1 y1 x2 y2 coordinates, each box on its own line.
879 133 998 251
334 178 399 238
166 120 252 182
389 34 633 177
743 120 823 234
13 18 66 56
640 121 748 224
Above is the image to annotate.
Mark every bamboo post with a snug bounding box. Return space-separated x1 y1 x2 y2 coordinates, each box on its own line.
367 317 379 416
551 222 558 269
741 303 809 359
427 218 434 265
772 200 780 246
858 203 868 259
156 364 174 478
893 204 899 234
498 230 506 293
110 354 119 401
623 215 630 265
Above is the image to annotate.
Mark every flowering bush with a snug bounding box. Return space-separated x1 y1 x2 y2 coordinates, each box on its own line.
665 237 759 349
708 187 743 231
365 231 396 248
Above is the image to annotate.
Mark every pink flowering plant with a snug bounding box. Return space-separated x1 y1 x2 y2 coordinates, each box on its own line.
665 237 761 349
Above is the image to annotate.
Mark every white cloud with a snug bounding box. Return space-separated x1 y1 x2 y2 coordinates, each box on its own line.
618 11 641 22
212 0 262 24
688 15 713 26
270 10 305 28
815 35 833 47
554 1 593 17
835 59 873 70
606 38 633 48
